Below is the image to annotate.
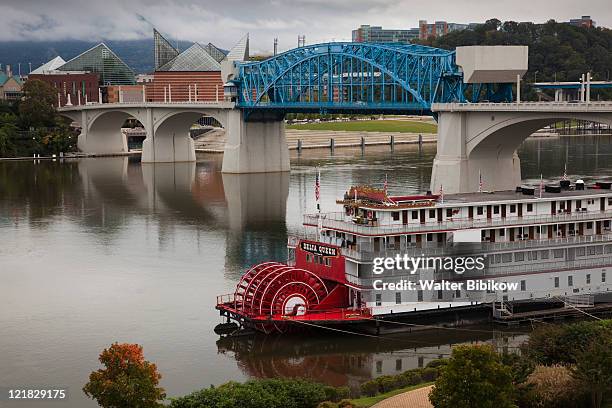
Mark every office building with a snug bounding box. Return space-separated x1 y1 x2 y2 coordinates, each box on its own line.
569 16 596 28
352 25 419 44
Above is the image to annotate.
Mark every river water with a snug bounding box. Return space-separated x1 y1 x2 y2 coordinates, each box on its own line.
1 135 611 406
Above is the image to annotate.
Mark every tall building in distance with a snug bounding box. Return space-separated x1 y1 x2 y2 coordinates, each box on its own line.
352 25 419 44
352 21 476 44
569 16 596 28
418 20 475 40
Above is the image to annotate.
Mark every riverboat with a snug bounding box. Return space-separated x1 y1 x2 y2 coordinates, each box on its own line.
216 180 612 334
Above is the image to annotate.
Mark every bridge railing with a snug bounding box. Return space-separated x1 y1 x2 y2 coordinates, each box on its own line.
433 101 612 111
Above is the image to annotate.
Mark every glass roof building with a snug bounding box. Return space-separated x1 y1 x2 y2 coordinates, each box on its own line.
59 43 135 85
154 29 180 70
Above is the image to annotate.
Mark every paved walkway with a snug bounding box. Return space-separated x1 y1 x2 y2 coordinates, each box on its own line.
371 385 434 408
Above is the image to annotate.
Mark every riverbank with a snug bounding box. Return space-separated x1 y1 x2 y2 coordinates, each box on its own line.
195 129 437 153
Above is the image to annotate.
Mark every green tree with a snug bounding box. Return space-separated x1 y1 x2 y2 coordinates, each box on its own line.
18 79 58 128
572 334 612 408
429 344 517 408
83 343 166 408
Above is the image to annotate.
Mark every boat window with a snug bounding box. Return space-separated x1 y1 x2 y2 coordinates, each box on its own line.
455 289 461 298
502 253 512 263
554 249 564 258
375 294 382 306
500 229 505 236
437 290 443 299
429 209 436 218
395 292 401 304
392 211 400 221
493 205 500 214
605 245 612 254
541 250 549 259
586 222 593 229
510 204 516 213
514 252 524 262
477 206 484 215
446 208 453 217
554 277 559 288
527 203 533 212
603 272 607 283
568 276 573 286
576 247 586 257
417 290 423 301
586 274 591 284
412 211 418 220
520 280 526 291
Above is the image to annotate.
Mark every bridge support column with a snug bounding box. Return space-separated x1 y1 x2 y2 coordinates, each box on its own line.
222 110 289 173
430 111 521 194
77 111 128 155
142 110 196 163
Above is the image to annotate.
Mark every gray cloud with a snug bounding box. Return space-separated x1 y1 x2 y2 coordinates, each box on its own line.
1 0 610 54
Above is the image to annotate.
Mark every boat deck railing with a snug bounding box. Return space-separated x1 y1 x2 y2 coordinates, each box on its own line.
333 233 612 262
304 209 612 236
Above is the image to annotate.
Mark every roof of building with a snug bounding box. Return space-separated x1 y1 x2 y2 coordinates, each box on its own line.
203 43 228 63
154 29 180 71
58 43 135 85
157 42 222 71
0 73 23 86
225 34 249 62
30 56 66 75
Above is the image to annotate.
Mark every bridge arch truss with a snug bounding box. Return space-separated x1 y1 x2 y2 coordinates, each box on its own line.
237 42 466 114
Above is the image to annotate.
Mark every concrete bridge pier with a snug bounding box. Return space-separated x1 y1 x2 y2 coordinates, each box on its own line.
222 110 290 173
431 110 523 194
142 111 196 163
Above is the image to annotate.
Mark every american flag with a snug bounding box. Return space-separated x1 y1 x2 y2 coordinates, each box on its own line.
478 170 483 193
315 169 320 201
562 163 568 181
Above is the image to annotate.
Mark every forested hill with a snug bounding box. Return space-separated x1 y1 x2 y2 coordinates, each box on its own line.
418 19 612 90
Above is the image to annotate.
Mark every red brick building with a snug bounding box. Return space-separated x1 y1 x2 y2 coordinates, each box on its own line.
29 71 100 106
146 71 224 102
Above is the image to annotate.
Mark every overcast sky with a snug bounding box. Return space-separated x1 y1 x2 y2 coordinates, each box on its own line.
2 0 610 54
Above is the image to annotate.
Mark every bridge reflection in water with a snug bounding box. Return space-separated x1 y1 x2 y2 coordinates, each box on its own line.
217 329 528 390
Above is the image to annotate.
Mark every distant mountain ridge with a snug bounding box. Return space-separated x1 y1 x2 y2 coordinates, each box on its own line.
0 39 194 75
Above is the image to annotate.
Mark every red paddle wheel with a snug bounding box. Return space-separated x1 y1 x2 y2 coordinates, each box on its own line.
234 262 329 317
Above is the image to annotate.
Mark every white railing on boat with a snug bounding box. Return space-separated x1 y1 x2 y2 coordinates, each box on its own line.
304 210 612 236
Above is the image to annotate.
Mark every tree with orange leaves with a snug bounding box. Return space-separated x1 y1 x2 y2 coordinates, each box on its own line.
83 343 166 408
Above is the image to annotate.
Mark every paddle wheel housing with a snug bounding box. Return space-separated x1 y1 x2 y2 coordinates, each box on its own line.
216 240 370 333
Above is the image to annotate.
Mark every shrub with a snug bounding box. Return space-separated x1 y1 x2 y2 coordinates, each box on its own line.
359 380 379 397
522 320 611 365
317 402 338 408
421 367 439 382
524 365 587 408
401 370 423 386
170 378 330 408
322 386 349 402
425 359 448 369
376 375 400 393
429 344 516 408
337 399 354 408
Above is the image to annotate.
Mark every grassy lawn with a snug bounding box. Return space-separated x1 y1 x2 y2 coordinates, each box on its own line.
350 382 434 408
286 120 437 133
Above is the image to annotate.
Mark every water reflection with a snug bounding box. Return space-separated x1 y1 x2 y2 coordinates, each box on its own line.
217 329 528 389
1 136 611 406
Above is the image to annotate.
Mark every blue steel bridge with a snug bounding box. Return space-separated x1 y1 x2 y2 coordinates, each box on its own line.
235 42 513 115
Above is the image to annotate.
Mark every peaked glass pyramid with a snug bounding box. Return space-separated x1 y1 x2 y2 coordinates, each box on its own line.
59 43 135 85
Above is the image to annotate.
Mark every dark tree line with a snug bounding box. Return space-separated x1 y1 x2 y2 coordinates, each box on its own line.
417 19 612 100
